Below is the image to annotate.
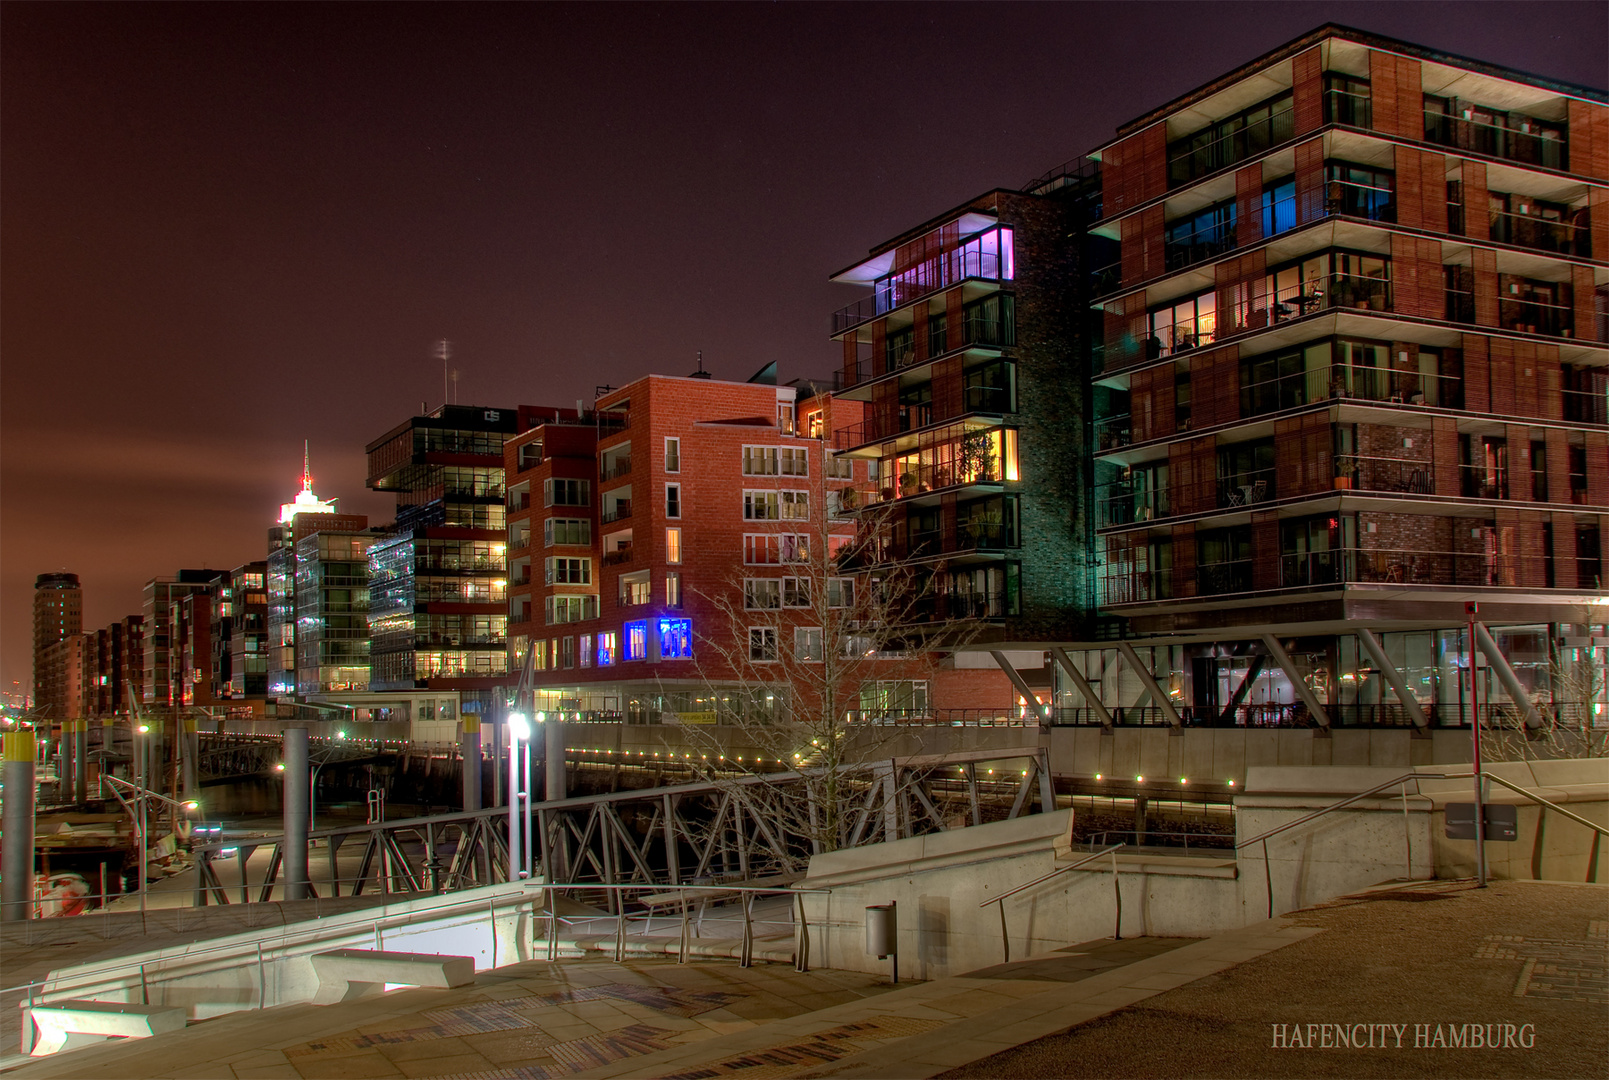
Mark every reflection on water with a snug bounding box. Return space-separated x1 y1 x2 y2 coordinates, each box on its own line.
198 776 437 833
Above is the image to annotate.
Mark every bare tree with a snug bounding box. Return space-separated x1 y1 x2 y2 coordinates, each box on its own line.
1484 646 1609 761
668 435 980 859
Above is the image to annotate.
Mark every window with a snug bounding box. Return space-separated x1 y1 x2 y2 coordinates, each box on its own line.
1261 178 1296 237
544 478 589 507
826 454 853 479
624 621 648 661
1325 161 1393 221
532 639 549 670
744 447 779 475
580 634 592 667
620 571 651 606
744 579 782 609
665 483 681 519
859 680 929 715
544 518 590 548
596 631 617 667
545 595 599 624
659 617 693 659
665 572 682 608
545 557 591 585
794 627 824 662
1165 198 1237 270
745 533 809 565
827 578 855 608
777 402 796 435
744 490 808 520
662 527 683 565
1147 290 1217 357
561 636 575 669
664 437 680 473
748 627 778 662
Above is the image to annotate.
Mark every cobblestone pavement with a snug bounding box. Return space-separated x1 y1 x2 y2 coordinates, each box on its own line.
940 880 1608 1079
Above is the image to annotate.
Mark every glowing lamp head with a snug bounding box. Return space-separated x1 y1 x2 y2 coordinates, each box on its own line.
183 800 200 811
507 711 532 741
137 724 150 734
275 763 286 772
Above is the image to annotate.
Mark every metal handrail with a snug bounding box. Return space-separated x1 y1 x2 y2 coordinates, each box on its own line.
1235 772 1449 851
979 843 1125 962
524 881 831 971
1478 772 1609 838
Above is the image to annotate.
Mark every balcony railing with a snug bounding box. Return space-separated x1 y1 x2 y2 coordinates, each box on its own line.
1489 209 1591 258
905 589 1016 622
1424 110 1566 171
832 225 1015 335
1323 88 1372 128
1460 465 1509 501
1168 107 1295 187
1498 296 1574 338
1241 360 1463 417
1101 545 1564 606
601 501 632 525
1095 413 1132 451
956 521 1016 551
1563 387 1609 425
1215 465 1277 508
601 456 632 481
602 544 634 567
834 388 1010 450
1096 483 1170 529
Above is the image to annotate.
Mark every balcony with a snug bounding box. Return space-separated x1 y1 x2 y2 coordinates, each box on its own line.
955 521 1016 551
1101 544 1563 606
601 500 633 525
602 544 635 567
1498 296 1574 338
1424 110 1566 171
1241 361 1463 419
602 455 633 481
1488 209 1591 258
905 589 1015 622
1095 413 1132 451
1460 465 1509 501
832 225 1015 335
1167 106 1294 187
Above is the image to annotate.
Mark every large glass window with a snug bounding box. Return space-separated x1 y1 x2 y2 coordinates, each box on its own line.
1325 161 1394 221
1147 290 1217 357
1168 92 1294 185
1166 199 1237 270
658 617 692 658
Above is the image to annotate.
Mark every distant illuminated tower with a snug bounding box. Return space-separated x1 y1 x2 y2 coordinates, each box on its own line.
267 443 366 697
279 441 339 523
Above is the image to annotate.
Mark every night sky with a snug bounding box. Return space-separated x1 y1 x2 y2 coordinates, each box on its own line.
3 2 1605 696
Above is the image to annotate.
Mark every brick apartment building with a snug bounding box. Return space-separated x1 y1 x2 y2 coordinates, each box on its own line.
1077 24 1608 727
31 572 81 713
505 371 1014 722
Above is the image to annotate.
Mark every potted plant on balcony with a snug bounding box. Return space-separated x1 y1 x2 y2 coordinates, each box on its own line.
959 430 995 482
1333 456 1358 490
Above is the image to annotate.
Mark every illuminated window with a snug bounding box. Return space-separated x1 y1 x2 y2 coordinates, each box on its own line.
794 627 823 662
665 572 682 608
744 534 809 565
624 621 648 661
744 579 781 609
597 632 617 667
666 527 682 564
658 617 693 659
544 557 591 585
664 438 680 473
666 483 681 519
561 636 575 669
748 627 778 662
744 490 808 520
545 595 599 624
579 634 592 668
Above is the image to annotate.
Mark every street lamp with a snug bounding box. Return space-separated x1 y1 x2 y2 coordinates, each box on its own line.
506 712 533 881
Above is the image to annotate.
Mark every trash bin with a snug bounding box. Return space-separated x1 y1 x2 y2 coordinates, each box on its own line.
865 901 897 959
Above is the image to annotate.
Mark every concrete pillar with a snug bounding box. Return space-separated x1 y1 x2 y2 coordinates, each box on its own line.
544 716 565 803
461 716 481 812
55 724 71 804
73 720 87 804
2 731 37 922
181 715 199 801
282 726 310 901
1133 795 1148 845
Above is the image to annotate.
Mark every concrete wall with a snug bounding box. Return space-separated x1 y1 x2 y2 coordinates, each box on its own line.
800 811 1246 981
1236 759 1608 917
29 884 539 1034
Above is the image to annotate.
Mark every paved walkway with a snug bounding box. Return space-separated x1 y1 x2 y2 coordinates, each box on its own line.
941 879 1607 1079
6 879 1600 1079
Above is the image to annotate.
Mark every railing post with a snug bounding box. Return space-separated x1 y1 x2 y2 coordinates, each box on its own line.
615 901 627 963
740 893 753 968
1111 849 1122 941
998 901 1010 963
794 892 809 973
679 890 690 964
1263 838 1273 919
256 942 266 1009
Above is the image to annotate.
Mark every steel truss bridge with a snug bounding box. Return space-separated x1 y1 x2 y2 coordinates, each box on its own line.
190 746 1056 909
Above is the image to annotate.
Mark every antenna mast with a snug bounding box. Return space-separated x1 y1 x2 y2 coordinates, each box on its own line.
435 339 452 410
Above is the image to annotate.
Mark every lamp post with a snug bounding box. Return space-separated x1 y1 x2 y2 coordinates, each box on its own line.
506 711 533 881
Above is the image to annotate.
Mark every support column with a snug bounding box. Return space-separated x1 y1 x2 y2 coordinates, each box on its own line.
990 651 1047 719
73 720 87 804
1261 634 1331 728
461 715 482 812
56 723 71 805
282 726 310 901
1355 628 1429 730
1474 623 1545 729
181 715 199 801
543 715 565 802
2 731 37 922
1116 643 1182 726
1049 647 1113 728
879 761 899 841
